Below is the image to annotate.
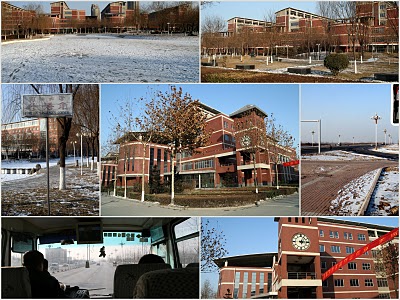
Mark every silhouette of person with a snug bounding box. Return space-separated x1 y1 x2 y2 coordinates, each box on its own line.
138 254 165 264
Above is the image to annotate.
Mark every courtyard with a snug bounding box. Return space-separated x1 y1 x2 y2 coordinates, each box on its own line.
2 34 199 83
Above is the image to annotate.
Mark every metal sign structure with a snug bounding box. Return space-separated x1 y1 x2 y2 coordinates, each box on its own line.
282 160 300 167
22 94 73 118
21 93 74 216
322 227 399 281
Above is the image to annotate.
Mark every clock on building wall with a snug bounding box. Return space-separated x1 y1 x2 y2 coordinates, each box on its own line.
240 135 251 147
292 233 311 251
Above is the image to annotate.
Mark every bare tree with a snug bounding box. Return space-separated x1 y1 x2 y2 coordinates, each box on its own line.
201 279 216 299
201 219 228 273
234 111 268 193
151 86 209 204
374 243 399 299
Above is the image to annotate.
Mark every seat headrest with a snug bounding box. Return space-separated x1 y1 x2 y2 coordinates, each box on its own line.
2 267 32 298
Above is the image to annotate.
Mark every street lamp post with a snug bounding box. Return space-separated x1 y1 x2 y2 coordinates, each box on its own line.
71 141 76 162
388 134 392 144
311 130 315 147
352 137 355 145
338 134 341 145
371 113 382 150
167 22 170 35
383 129 387 145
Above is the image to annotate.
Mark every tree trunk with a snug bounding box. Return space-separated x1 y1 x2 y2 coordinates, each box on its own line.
141 143 146 202
170 152 175 205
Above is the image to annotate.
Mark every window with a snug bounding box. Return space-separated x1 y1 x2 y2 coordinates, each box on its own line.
322 280 328 287
362 263 371 270
377 278 388 287
350 279 359 287
223 121 229 129
365 279 374 287
332 262 343 269
11 233 34 267
243 272 248 298
331 245 341 253
259 273 264 294
149 147 154 172
251 273 256 296
321 261 327 269
174 218 200 268
319 230 324 237
334 279 344 287
344 232 353 240
348 262 357 270
319 245 325 252
194 159 214 169
157 149 161 170
346 246 355 254
378 293 390 299
330 231 339 238
358 234 366 241
234 272 240 299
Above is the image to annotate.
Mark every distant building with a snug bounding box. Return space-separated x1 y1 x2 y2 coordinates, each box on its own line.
1 2 36 39
91 4 100 20
216 217 399 299
45 247 68 264
101 1 140 29
227 17 271 34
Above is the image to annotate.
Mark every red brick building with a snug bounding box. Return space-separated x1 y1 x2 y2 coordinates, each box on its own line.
1 118 61 159
216 218 398 299
227 17 271 34
101 1 140 29
101 104 297 189
1 2 36 39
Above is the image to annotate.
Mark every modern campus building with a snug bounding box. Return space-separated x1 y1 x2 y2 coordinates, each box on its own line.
216 218 399 299
203 2 398 54
101 104 297 189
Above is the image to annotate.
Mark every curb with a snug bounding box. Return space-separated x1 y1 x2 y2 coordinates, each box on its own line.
2 37 52 45
357 167 383 216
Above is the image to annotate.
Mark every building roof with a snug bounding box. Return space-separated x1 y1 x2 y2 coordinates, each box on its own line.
198 102 221 115
227 17 268 23
275 7 332 20
214 252 277 268
229 104 268 118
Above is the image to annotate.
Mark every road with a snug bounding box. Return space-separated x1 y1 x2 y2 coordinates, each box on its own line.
101 193 299 216
54 262 115 297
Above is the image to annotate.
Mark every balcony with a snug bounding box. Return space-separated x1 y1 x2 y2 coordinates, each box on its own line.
279 272 322 287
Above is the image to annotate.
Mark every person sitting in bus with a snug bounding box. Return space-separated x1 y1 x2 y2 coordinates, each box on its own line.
23 250 64 298
138 254 165 264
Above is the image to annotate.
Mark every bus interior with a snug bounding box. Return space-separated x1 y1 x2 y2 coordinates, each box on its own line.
2 217 200 298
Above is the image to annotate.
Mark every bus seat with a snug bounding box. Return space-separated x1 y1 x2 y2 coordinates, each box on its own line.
133 267 199 299
186 263 199 268
113 263 171 298
1 267 32 298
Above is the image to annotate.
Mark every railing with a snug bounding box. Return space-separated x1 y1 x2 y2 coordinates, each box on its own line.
287 272 316 280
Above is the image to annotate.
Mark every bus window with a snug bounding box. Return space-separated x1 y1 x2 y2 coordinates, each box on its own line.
11 233 34 267
37 231 151 297
174 218 199 268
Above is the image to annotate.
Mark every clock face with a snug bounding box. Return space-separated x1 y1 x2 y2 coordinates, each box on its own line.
292 233 311 251
241 135 251 147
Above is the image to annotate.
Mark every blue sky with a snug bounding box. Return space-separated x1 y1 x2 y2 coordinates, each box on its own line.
202 1 321 24
301 84 398 143
101 84 299 151
201 216 399 293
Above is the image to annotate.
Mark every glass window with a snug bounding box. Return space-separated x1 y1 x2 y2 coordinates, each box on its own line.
234 272 240 299
334 279 344 287
321 261 327 269
346 246 355 254
377 278 388 287
362 263 371 270
174 218 199 268
331 245 341 253
348 262 357 270
330 231 339 238
350 279 359 287
251 273 256 296
319 230 324 237
242 272 248 298
259 273 264 294
365 279 374 287
319 244 325 252
344 232 353 240
358 233 366 241
378 293 390 299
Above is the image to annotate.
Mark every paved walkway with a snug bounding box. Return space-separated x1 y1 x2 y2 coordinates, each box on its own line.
101 193 299 216
301 160 398 215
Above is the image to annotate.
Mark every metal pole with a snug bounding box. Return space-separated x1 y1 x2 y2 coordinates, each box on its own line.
319 119 321 154
46 118 50 215
80 134 83 175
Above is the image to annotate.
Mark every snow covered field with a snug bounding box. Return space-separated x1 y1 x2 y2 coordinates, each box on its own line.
302 150 387 161
372 144 399 154
2 34 199 83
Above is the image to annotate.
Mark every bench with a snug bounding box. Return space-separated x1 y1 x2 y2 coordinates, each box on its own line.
287 67 311 74
236 64 255 70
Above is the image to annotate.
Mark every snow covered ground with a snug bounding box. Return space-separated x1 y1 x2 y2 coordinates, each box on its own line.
372 144 399 154
366 166 399 216
302 150 387 161
1 157 80 182
329 169 380 215
2 34 199 83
